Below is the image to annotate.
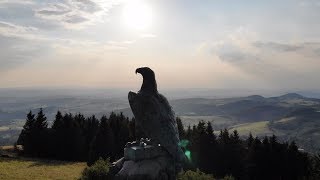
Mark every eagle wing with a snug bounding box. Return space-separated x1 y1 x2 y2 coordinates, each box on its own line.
128 91 185 163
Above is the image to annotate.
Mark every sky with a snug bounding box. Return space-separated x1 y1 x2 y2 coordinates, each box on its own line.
0 0 320 91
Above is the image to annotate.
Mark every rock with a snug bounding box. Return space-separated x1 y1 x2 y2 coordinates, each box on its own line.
115 155 175 180
124 143 167 161
113 140 176 180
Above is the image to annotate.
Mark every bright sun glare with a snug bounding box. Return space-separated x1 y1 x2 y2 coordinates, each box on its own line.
123 1 153 30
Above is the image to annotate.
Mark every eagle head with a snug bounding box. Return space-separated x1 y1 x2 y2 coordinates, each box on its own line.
135 67 157 93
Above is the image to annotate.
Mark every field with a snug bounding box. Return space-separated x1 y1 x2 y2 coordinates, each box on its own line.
180 115 236 130
0 157 86 180
229 121 274 137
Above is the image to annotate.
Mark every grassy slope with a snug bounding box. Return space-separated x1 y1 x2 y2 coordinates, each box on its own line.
0 157 86 180
229 121 274 137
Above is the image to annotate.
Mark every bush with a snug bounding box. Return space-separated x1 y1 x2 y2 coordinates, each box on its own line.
81 157 111 180
178 169 215 180
223 175 235 180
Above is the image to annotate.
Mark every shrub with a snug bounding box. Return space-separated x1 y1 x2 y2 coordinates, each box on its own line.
223 175 235 180
178 169 215 180
81 157 111 180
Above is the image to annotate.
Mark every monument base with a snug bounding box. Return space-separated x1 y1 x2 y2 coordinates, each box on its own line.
112 139 176 180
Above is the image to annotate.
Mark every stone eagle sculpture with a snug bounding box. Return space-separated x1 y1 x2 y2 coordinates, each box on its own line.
128 67 186 167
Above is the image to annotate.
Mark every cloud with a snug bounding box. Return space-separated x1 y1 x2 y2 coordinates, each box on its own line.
0 19 135 72
0 36 49 71
253 41 302 52
34 0 122 29
198 27 320 89
0 21 39 39
0 0 34 5
140 33 157 38
36 3 72 16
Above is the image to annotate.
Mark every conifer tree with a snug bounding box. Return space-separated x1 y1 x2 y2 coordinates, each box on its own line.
17 110 36 154
88 115 115 165
84 115 100 158
52 111 63 129
34 108 48 129
176 117 185 139
247 132 254 147
128 117 136 140
33 108 49 156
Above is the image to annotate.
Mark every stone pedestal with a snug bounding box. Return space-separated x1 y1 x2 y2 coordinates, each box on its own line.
112 139 176 180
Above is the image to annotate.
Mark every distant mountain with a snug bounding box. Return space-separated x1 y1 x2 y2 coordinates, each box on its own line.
279 93 305 99
268 107 320 152
168 93 320 152
245 95 265 101
118 93 319 122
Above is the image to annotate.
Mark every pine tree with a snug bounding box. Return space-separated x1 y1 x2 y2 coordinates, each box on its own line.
219 128 230 145
229 130 244 179
84 115 100 158
23 111 35 131
34 108 48 129
88 115 115 165
17 109 49 156
33 108 49 156
52 111 63 129
206 122 214 138
191 121 209 172
52 112 86 160
204 122 217 173
17 111 36 154
247 132 254 147
186 125 192 139
74 113 86 129
176 117 185 139
230 130 240 144
128 117 136 140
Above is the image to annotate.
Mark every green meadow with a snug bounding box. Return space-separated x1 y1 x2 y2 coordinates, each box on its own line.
0 157 86 180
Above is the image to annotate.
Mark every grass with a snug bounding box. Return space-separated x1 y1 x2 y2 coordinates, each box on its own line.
180 115 236 129
229 121 274 137
0 157 86 180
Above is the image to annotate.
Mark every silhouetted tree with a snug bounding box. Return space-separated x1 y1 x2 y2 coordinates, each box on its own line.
17 109 49 157
88 115 115 165
33 108 49 156
247 132 254 147
34 108 48 129
83 115 99 160
52 111 63 129
311 153 320 179
17 110 36 154
128 117 136 140
176 117 185 139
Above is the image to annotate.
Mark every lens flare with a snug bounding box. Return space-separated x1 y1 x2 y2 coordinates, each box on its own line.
179 139 192 162
185 150 192 161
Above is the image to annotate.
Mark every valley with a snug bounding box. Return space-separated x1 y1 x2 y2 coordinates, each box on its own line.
0 91 319 152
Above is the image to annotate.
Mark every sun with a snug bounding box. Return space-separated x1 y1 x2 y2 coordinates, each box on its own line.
123 1 153 30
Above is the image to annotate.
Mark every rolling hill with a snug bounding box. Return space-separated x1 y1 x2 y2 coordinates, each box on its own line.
0 92 320 152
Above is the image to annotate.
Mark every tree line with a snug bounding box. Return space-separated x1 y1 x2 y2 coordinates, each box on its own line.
17 109 320 179
176 118 320 180
17 109 135 165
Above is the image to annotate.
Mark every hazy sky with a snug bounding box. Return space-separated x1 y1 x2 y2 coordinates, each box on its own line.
0 0 320 90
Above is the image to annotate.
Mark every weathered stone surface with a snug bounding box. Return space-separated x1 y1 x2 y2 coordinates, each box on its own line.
113 139 176 180
114 155 175 180
128 67 186 166
112 67 185 179
124 140 167 161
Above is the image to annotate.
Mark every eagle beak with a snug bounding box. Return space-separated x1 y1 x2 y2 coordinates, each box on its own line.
135 68 141 74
